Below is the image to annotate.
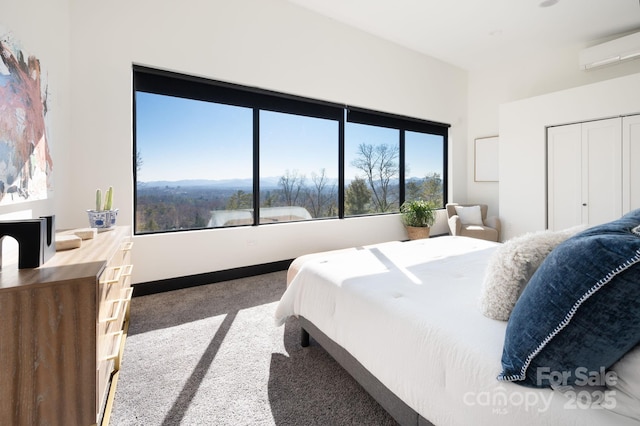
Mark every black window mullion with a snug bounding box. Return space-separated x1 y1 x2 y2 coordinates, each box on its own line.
442 133 449 206
253 109 260 226
132 88 139 234
399 130 405 205
338 111 345 218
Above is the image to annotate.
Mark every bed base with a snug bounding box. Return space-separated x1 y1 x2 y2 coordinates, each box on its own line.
298 316 435 426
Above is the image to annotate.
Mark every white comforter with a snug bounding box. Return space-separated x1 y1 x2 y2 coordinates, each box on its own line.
275 236 638 426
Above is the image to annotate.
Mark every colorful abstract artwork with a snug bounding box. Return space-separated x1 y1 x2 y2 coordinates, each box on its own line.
0 30 53 205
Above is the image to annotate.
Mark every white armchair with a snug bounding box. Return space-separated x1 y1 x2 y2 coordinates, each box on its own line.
445 203 501 242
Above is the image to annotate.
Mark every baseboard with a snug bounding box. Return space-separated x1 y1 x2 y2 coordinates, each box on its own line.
131 259 292 297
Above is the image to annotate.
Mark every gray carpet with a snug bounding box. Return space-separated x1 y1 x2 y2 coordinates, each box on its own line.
110 271 398 425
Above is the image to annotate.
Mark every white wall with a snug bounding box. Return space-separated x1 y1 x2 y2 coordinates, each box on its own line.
11 0 634 283
63 0 468 283
467 43 640 222
499 72 640 241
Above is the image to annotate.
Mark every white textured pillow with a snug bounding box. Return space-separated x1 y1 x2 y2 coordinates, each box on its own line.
607 344 640 421
479 225 586 321
454 205 483 225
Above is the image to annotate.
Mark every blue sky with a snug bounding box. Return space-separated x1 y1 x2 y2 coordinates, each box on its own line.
136 92 443 183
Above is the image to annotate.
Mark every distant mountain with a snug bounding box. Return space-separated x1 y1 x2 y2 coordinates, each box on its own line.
138 177 282 189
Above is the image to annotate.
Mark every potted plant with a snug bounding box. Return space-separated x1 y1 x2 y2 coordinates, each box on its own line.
400 199 436 240
87 186 118 229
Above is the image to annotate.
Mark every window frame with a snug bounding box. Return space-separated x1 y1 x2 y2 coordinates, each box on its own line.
133 65 450 235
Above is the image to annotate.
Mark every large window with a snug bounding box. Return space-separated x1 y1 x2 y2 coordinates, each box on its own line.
135 93 253 231
345 123 400 215
133 66 449 235
259 111 339 223
405 130 445 206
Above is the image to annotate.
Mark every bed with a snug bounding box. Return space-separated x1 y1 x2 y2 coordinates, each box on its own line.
274 216 640 426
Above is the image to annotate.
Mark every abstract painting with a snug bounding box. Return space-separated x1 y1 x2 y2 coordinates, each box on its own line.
0 29 53 205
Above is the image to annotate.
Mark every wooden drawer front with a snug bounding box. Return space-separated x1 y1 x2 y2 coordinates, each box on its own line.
101 330 123 365
121 264 133 287
100 265 132 318
97 357 115 422
110 241 133 269
121 287 134 322
101 265 124 290
97 326 124 419
97 264 132 365
99 265 131 303
121 241 133 259
96 234 132 425
100 299 125 335
98 267 123 336
97 330 122 390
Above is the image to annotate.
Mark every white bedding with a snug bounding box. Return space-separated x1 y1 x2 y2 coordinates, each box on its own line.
275 236 638 426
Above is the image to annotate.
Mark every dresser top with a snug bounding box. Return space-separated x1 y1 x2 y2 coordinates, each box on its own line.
0 226 131 291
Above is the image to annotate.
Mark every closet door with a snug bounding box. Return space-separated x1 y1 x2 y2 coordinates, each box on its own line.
623 114 640 213
581 118 622 227
547 123 582 230
547 118 622 231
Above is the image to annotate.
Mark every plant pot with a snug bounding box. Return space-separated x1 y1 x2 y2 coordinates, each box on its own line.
405 225 430 240
87 209 118 229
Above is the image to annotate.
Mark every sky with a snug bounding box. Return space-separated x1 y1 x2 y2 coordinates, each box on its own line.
135 92 443 183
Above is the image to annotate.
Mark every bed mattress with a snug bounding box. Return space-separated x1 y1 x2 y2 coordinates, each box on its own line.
275 236 637 426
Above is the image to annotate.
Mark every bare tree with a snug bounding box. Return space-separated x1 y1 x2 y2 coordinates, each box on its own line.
351 143 399 212
279 169 306 206
305 168 336 217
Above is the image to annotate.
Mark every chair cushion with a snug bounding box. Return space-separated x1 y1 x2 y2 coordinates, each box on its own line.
454 205 483 225
460 225 498 242
498 209 640 388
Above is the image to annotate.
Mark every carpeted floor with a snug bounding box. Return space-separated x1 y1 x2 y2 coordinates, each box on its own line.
110 271 398 425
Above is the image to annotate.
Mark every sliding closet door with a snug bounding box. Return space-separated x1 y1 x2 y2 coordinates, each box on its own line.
581 118 622 227
547 123 582 230
623 114 640 213
547 118 622 231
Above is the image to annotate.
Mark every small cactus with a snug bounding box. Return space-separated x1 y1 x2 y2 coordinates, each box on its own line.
104 186 113 211
95 188 102 211
95 187 114 211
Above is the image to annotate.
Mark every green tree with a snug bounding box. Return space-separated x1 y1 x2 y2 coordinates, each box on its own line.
405 179 423 202
422 172 443 206
260 190 277 208
345 177 371 215
226 190 253 209
194 210 207 228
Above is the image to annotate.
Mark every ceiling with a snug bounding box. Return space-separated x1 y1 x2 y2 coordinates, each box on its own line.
287 0 640 70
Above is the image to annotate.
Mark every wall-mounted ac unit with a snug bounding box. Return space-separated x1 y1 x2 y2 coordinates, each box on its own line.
579 31 640 70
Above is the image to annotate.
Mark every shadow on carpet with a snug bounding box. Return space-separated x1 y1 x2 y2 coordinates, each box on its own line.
110 271 397 426
268 320 398 425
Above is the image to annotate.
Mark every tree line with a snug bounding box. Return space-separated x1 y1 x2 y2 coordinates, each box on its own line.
135 143 443 233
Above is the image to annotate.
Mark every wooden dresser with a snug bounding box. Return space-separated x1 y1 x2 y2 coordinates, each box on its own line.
0 226 133 426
